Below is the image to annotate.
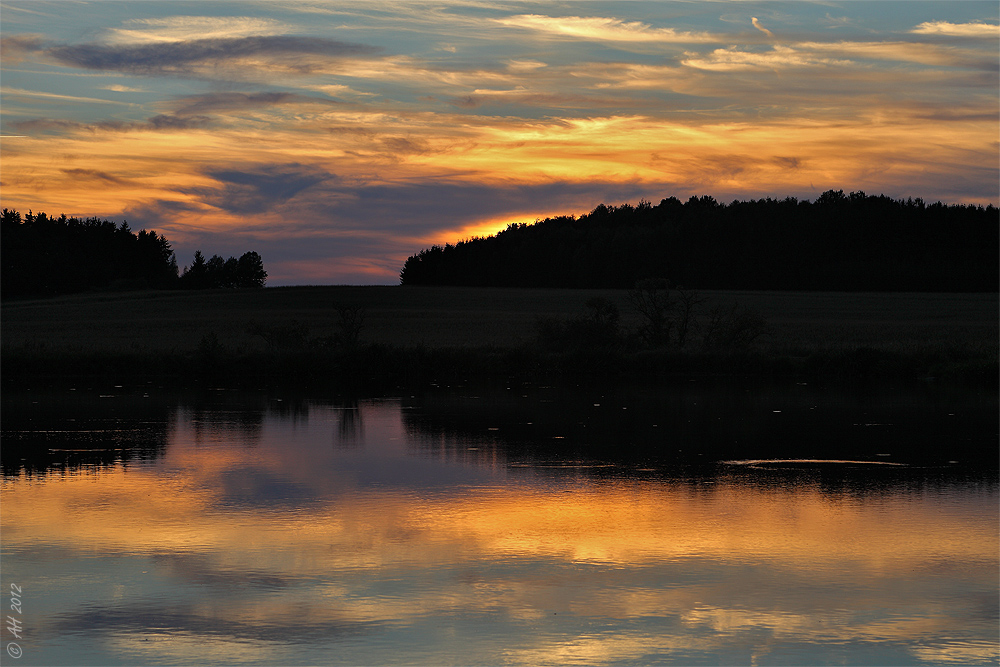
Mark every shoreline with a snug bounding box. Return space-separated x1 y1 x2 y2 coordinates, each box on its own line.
3 286 996 390
3 341 995 391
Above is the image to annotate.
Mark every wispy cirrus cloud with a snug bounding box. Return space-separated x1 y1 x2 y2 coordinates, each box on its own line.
797 40 999 70
495 14 716 43
101 84 147 93
61 168 131 186
105 16 291 43
11 91 346 136
751 17 774 38
682 45 852 71
0 86 136 107
0 34 45 64
682 41 998 73
170 91 341 116
14 114 212 134
911 20 999 38
448 87 635 111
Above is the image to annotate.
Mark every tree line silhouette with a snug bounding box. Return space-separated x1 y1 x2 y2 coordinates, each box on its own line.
1 208 266 299
400 191 998 291
177 249 268 290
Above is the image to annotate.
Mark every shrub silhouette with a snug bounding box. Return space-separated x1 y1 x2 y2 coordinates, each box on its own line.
701 302 771 351
333 304 366 350
535 297 623 353
627 279 707 350
246 320 310 351
628 278 673 347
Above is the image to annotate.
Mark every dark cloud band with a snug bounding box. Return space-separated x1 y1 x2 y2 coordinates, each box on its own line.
47 35 382 75
182 164 334 214
14 115 212 134
172 91 341 115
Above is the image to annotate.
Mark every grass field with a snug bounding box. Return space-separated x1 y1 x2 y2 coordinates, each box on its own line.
2 286 996 384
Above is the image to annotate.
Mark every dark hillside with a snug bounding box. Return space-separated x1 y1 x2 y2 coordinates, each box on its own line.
400 191 998 291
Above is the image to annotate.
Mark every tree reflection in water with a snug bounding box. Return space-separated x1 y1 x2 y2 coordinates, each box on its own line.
1 381 996 666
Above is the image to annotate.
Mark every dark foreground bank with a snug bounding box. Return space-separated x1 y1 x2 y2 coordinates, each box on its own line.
3 340 996 393
2 286 996 390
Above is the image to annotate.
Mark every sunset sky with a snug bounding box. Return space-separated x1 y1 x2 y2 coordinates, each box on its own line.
1 1 997 284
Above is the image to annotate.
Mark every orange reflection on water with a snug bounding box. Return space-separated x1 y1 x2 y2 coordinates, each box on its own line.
3 453 995 573
2 400 997 665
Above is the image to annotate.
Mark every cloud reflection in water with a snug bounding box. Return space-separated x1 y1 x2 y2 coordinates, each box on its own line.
1 389 996 665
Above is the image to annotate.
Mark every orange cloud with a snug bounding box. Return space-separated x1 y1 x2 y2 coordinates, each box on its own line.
911 20 999 38
751 17 774 38
496 14 717 43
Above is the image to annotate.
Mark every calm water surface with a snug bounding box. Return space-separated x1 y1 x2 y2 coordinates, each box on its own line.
2 381 997 666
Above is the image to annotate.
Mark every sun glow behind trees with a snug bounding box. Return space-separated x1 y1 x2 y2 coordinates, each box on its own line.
399 193 999 291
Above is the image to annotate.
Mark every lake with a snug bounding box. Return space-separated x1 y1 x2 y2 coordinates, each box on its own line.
2 379 997 666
